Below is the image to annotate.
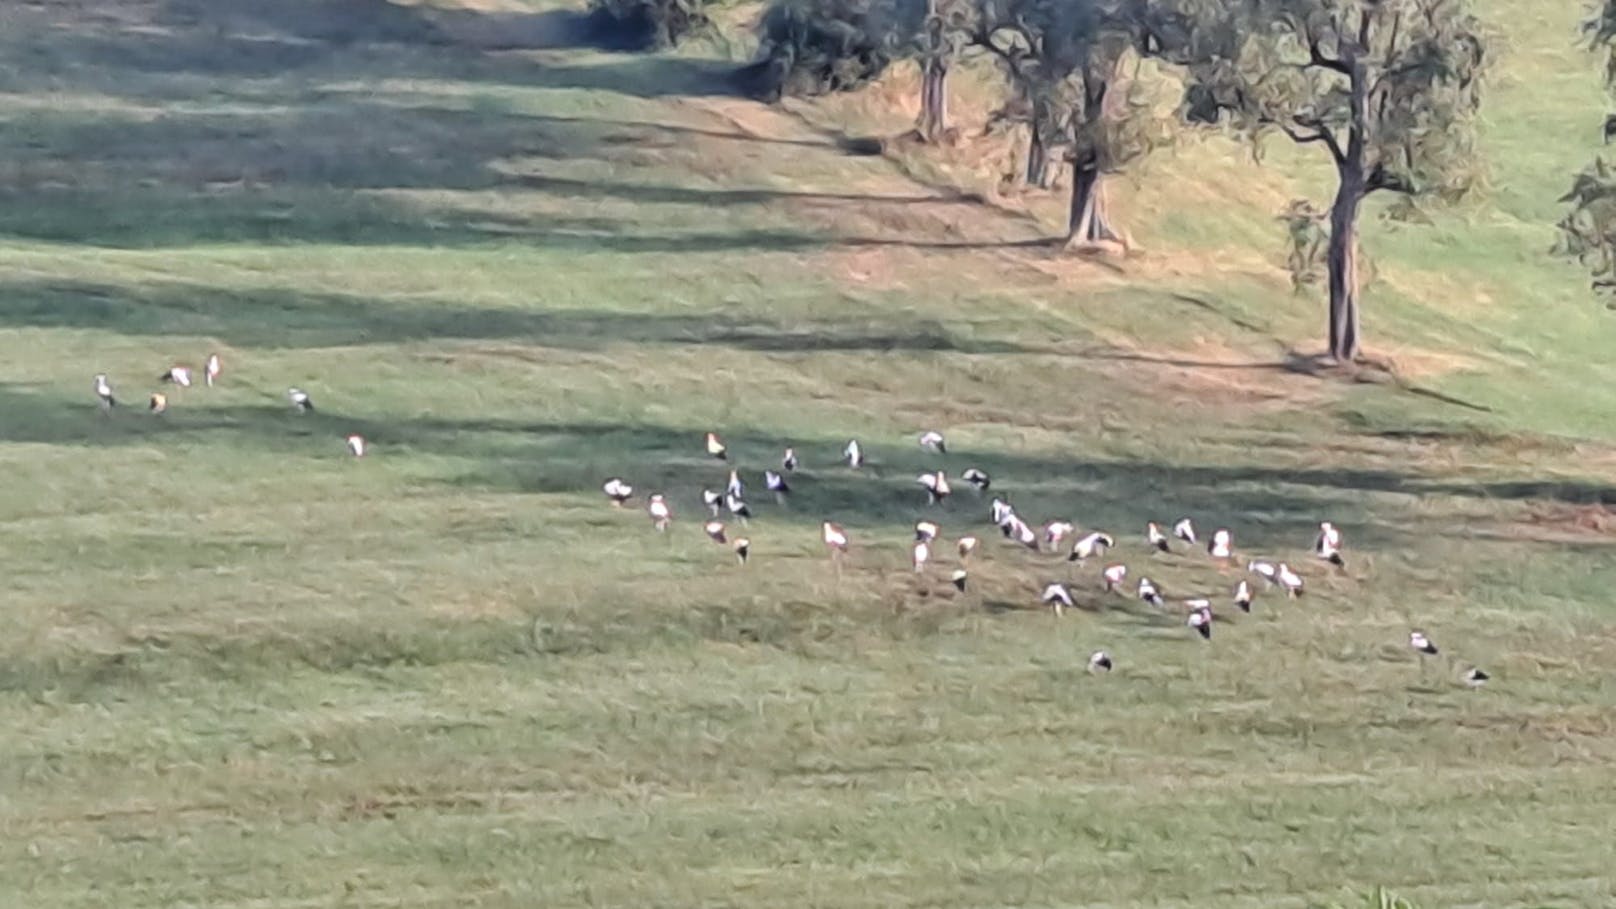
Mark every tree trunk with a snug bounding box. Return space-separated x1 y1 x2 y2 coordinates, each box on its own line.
1066 159 1123 250
1026 128 1048 188
916 59 948 142
1326 168 1363 363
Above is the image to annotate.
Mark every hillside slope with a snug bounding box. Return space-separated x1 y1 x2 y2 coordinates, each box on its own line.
2 1 1616 907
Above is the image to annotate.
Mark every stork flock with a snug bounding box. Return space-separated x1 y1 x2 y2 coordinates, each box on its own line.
605 429 1490 687
92 358 368 457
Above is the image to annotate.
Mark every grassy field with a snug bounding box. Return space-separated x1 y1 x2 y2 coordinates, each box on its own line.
4 1 1616 906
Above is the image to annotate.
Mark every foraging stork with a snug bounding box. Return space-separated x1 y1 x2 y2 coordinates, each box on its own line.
822 521 849 556
1068 532 1114 562
288 388 313 413
961 468 991 492
1044 521 1075 549
205 353 222 387
918 471 951 505
919 430 947 454
704 520 727 544
1137 577 1164 608
148 392 167 414
990 497 1015 527
1208 529 1233 560
346 434 366 457
764 469 790 503
1233 579 1253 613
733 537 750 564
726 469 745 500
1042 582 1075 617
93 374 116 410
1007 516 1038 550
950 568 968 592
914 521 940 543
1276 563 1304 597
1102 563 1128 592
602 478 634 506
1173 517 1197 545
957 535 979 559
159 366 193 388
724 492 752 523
705 432 727 460
1315 521 1346 568
843 439 864 469
1464 667 1489 688
1248 560 1279 587
702 489 722 518
912 540 930 572
1088 650 1113 673
647 494 672 531
1147 522 1171 553
1187 605 1213 640
1410 631 1439 655
781 447 798 472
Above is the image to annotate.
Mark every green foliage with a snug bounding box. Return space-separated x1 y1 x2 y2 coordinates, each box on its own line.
1562 0 1616 302
741 0 901 99
587 0 711 49
1280 198 1329 291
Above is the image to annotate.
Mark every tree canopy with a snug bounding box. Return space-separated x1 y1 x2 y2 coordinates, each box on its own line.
1558 0 1616 305
1169 0 1488 362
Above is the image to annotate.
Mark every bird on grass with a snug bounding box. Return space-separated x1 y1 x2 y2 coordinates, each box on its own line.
781 447 798 472
602 478 634 507
702 488 722 518
1173 517 1197 545
1234 579 1253 613
1464 667 1489 688
1188 605 1213 640
1277 563 1304 597
912 540 930 572
205 353 222 387
1042 582 1075 617
1088 650 1113 673
1044 521 1075 549
764 469 790 503
288 388 313 413
1248 560 1279 587
1410 630 1439 655
957 535 979 559
961 468 991 492
915 521 940 543
159 365 193 388
1006 516 1037 550
1147 522 1171 553
733 537 750 564
1137 577 1165 608
843 439 864 469
647 494 672 531
705 432 727 460
1068 531 1114 562
94 374 116 411
919 430 947 454
951 568 968 592
1315 521 1346 568
1102 563 1128 592
822 522 849 558
990 497 1015 527
704 520 727 544
725 492 752 523
726 469 744 500
918 471 951 505
346 434 366 457
1208 528 1233 560
148 392 167 414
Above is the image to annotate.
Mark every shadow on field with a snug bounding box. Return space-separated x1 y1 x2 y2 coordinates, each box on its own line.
0 1 983 252
0 278 1046 353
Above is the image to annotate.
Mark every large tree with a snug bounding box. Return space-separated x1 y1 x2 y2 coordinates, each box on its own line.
1558 0 1616 303
1170 0 1487 363
978 0 1175 250
908 0 978 141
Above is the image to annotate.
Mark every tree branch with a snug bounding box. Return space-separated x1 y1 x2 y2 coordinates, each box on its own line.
1308 37 1351 75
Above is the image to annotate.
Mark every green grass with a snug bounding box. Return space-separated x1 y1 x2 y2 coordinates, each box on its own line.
4 0 1616 906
